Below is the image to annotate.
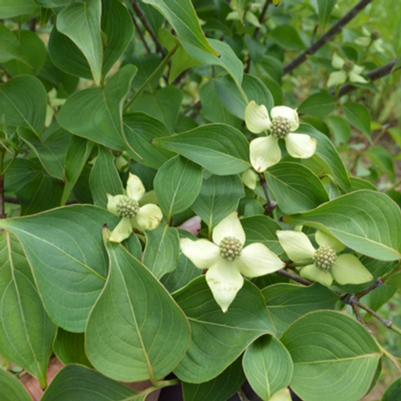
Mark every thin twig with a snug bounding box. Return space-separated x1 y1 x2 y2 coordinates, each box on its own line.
338 60 400 96
132 15 151 54
284 0 373 75
258 173 276 216
131 0 165 55
277 269 312 286
254 0 271 38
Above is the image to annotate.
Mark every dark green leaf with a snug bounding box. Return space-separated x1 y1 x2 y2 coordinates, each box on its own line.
86 239 190 382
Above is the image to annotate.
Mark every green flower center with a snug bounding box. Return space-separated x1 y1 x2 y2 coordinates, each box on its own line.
116 196 139 218
343 61 354 73
219 236 243 261
271 117 291 138
314 247 337 271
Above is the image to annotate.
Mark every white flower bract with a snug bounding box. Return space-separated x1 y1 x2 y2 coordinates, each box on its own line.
107 173 163 243
245 101 317 172
277 230 373 287
180 212 284 312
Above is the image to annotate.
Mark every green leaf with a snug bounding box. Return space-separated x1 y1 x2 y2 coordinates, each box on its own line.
0 0 39 18
0 25 20 63
53 329 91 367
215 74 274 120
300 124 350 191
316 0 337 25
0 206 118 332
61 137 94 205
289 190 401 261
270 25 305 50
154 156 203 219
86 239 190 382
183 359 245 401
162 251 202 294
58 65 138 151
344 101 371 137
130 86 183 133
89 147 124 208
184 39 244 87
266 162 329 214
0 368 31 401
263 283 339 336
6 159 63 214
124 113 172 169
383 378 401 401
173 277 275 383
0 75 47 136
3 31 47 77
192 174 245 228
143 224 180 279
56 0 103 85
41 365 136 401
155 124 250 176
326 116 351 145
298 91 336 118
243 336 293 401
241 215 282 255
18 127 70 180
143 0 217 56
281 311 382 401
0 233 56 387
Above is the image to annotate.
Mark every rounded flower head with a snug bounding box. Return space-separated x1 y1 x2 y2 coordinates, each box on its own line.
277 230 373 287
107 173 163 243
245 101 317 172
327 53 368 87
180 212 284 312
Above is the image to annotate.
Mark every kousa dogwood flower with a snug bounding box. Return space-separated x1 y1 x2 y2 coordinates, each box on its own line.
180 212 284 312
245 101 317 172
107 173 163 243
277 230 373 287
327 53 368 87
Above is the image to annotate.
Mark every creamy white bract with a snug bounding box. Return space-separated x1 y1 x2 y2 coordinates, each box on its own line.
107 173 163 243
277 230 373 287
245 101 317 172
180 212 284 312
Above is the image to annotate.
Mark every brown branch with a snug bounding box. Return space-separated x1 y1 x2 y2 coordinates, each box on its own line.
284 0 373 75
338 60 400 96
254 0 271 38
277 269 312 286
132 15 151 54
131 0 165 55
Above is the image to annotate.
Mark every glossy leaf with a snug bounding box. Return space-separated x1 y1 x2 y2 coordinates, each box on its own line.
89 147 124 208
192 174 245 228
241 215 282 255
53 329 91 367
263 283 339 336
0 0 38 18
281 311 382 401
41 365 136 401
86 239 190 382
0 75 47 136
0 368 31 401
56 0 103 85
143 0 217 56
0 233 56 387
143 225 180 279
58 65 137 151
154 156 203 219
183 359 245 401
289 190 401 261
0 206 118 332
344 101 371 137
243 336 293 401
156 124 250 175
173 277 275 383
266 162 329 214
